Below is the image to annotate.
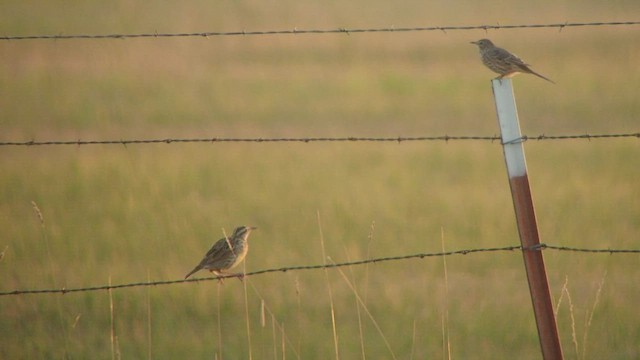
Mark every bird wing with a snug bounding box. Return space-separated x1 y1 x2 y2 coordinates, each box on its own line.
200 237 234 264
495 47 528 66
186 236 235 278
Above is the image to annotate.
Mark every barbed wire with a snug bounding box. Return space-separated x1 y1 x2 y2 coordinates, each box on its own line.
1 243 638 297
1 132 637 147
541 244 640 254
2 21 640 41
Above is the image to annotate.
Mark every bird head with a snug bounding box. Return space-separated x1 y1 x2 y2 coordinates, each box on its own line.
233 226 257 237
470 39 494 49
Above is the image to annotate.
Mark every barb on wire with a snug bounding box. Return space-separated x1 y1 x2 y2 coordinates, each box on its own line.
1 243 639 297
0 132 637 147
2 21 640 41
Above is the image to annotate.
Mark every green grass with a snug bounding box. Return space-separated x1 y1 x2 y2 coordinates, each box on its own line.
1 1 640 359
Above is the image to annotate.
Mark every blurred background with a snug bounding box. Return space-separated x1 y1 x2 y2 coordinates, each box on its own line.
1 1 639 359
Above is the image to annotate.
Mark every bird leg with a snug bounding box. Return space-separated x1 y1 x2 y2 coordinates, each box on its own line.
210 269 225 283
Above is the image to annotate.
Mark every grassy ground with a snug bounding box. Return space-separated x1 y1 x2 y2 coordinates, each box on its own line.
1 1 639 359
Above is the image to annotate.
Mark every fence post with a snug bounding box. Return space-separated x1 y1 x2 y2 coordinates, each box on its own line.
491 79 564 360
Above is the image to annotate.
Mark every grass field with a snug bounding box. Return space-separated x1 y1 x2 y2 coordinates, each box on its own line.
1 1 639 359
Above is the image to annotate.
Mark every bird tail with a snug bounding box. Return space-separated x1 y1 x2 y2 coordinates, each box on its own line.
184 266 201 279
530 70 555 84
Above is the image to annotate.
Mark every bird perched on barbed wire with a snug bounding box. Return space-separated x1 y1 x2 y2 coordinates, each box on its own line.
470 39 555 84
184 225 257 280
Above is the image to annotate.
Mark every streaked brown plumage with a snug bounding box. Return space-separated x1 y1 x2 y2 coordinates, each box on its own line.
184 226 256 279
471 39 555 84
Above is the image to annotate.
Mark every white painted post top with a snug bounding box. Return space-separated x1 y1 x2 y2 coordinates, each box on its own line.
492 79 527 178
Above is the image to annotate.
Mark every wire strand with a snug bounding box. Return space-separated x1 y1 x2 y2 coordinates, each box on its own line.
3 21 640 41
2 243 638 297
1 132 637 147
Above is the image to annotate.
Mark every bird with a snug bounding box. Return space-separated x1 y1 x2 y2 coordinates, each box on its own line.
470 39 555 84
184 225 257 280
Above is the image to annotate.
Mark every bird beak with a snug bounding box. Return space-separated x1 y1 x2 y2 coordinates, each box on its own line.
249 226 257 230
470 41 478 45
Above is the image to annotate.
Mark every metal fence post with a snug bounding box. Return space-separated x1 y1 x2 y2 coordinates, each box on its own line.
491 79 564 360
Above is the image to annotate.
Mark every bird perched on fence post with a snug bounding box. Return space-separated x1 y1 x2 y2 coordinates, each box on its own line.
184 225 257 280
470 39 555 84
